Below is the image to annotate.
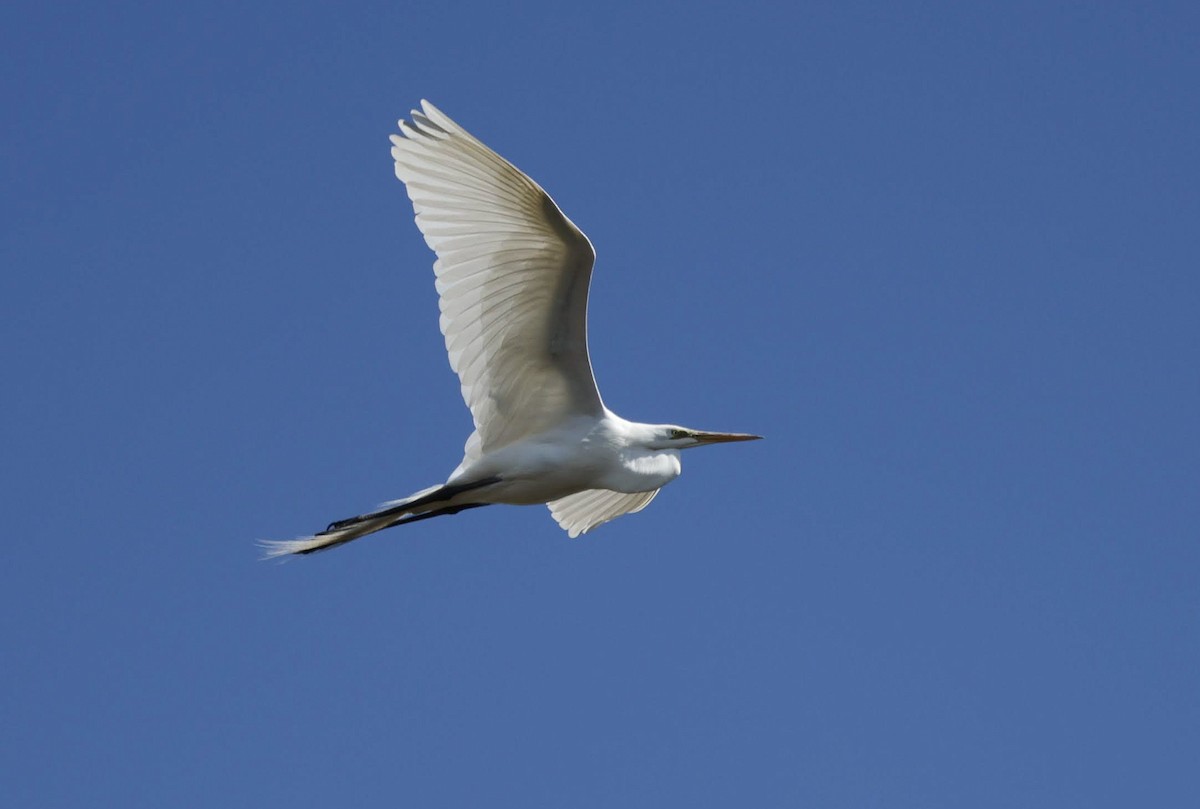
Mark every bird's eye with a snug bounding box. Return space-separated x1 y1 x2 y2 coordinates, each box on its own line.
670 429 689 439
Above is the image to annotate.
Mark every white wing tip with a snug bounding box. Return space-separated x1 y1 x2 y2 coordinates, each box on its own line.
548 489 660 539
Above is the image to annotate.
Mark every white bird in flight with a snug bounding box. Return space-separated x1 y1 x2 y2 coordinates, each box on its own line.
263 101 759 557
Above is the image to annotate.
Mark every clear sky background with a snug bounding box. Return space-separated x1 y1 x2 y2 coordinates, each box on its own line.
3 2 1197 806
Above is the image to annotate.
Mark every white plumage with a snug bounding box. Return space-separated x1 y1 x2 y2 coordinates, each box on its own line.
262 101 758 557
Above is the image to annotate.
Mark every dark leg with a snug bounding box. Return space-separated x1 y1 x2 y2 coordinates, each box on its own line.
298 504 494 554
323 476 503 533
379 502 493 531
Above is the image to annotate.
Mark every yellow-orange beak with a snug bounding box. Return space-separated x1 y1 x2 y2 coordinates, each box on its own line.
690 431 763 445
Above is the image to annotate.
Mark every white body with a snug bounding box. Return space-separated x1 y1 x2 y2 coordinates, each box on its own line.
448 413 682 505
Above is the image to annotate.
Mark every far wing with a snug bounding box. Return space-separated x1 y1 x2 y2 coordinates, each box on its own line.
390 101 604 459
547 489 660 538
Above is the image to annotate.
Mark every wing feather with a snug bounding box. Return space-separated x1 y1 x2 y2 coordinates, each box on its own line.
391 102 604 464
547 489 660 538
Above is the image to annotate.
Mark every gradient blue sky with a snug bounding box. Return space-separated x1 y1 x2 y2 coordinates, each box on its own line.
3 2 1197 806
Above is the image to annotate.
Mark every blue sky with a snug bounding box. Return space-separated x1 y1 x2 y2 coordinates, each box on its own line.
2 1 1197 806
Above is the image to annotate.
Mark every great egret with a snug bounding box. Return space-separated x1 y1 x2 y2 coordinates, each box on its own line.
262 101 759 557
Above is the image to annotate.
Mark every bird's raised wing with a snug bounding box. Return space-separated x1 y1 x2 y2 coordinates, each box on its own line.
390 101 604 459
547 488 659 538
